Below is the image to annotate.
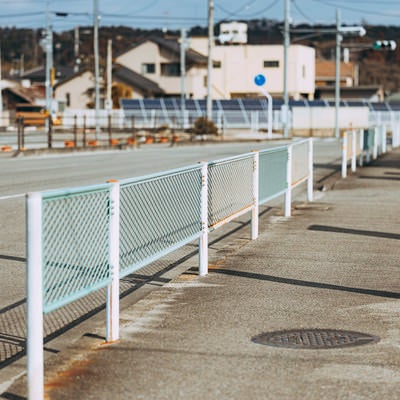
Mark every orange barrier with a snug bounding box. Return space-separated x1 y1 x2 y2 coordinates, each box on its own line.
64 141 75 148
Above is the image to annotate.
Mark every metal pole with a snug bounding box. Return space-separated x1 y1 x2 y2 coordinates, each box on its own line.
283 0 290 138
206 0 214 122
180 28 186 128
251 151 259 240
26 192 44 400
199 161 208 276
94 0 100 139
341 131 347 178
74 25 80 73
106 181 120 342
45 5 53 133
335 9 342 139
307 139 314 202
285 145 293 217
105 39 112 111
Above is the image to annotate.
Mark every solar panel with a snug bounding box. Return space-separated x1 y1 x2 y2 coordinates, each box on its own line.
308 100 328 107
120 99 141 110
369 103 389 111
220 100 241 110
289 100 307 107
387 102 400 111
142 99 163 109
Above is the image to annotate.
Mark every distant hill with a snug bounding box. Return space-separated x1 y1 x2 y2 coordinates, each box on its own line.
1 20 399 94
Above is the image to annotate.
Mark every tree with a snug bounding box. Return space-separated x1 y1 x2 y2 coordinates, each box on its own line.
112 83 133 109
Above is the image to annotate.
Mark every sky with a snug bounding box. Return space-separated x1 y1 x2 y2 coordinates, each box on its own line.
0 0 399 31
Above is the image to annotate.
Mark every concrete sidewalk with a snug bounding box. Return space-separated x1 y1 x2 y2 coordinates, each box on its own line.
5 148 400 400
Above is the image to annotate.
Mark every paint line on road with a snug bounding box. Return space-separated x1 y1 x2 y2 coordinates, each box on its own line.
0 193 24 201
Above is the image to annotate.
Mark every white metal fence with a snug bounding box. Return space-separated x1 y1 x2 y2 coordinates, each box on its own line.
340 124 399 178
26 139 314 399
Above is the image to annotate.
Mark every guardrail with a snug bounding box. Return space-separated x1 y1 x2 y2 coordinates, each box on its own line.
341 124 396 178
25 139 313 399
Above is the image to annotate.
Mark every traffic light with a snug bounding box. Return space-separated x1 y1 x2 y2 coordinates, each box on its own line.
373 40 397 50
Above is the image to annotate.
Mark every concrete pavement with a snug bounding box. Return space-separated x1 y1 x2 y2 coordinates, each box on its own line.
3 147 400 400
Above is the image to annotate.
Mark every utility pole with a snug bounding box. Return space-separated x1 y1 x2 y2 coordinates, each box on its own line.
180 28 186 128
74 25 80 73
93 0 100 139
335 9 342 139
206 0 214 122
105 39 112 111
45 5 53 131
283 0 290 138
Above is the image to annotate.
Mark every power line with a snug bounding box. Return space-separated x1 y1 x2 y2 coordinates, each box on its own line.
291 0 316 24
215 0 280 19
312 0 400 19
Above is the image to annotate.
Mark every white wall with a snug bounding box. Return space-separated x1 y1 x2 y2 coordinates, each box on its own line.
292 106 369 130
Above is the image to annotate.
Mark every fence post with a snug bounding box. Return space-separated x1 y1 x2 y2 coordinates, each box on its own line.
199 162 208 276
106 181 120 342
373 127 378 160
74 115 78 147
359 129 364 167
108 114 112 145
251 151 259 240
351 129 357 173
382 125 387 154
307 138 314 202
285 145 292 217
17 118 22 151
47 115 52 149
26 192 44 400
341 131 348 178
83 115 87 148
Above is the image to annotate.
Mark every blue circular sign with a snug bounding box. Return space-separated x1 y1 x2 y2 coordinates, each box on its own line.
254 74 266 87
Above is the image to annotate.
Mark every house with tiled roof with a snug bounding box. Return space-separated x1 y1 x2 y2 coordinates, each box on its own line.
315 60 383 101
115 35 220 99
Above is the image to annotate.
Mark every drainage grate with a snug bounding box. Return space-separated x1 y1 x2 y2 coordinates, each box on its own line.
252 329 379 349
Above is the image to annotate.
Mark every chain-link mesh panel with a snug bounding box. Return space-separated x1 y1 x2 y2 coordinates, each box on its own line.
208 154 254 228
119 166 203 277
42 185 111 313
292 140 310 185
259 147 288 204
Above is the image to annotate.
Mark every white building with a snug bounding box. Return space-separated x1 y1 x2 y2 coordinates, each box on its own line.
115 35 316 101
190 37 315 100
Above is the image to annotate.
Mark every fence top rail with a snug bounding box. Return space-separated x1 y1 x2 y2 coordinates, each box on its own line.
120 163 202 187
291 138 312 147
259 144 289 156
208 151 255 167
39 183 112 201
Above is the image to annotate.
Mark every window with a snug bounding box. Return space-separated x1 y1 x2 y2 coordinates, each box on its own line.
66 92 71 107
263 60 279 68
302 65 306 79
142 63 155 74
161 63 180 77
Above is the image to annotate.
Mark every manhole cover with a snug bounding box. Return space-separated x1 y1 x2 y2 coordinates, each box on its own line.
252 329 379 349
